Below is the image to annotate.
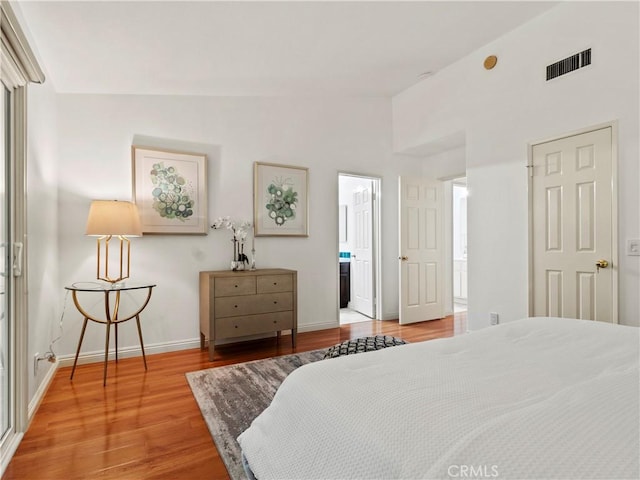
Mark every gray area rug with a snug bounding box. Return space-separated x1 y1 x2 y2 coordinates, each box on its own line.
186 349 326 479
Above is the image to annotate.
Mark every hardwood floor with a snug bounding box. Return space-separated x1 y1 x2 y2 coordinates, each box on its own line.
3 314 465 480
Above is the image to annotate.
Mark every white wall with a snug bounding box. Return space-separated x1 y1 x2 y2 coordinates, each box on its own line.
418 145 466 181
393 2 640 329
26 80 59 401
53 94 422 359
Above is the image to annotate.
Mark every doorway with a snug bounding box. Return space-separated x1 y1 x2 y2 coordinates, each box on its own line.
338 173 381 325
452 178 468 313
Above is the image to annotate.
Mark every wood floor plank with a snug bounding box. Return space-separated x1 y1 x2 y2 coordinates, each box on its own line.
2 314 465 480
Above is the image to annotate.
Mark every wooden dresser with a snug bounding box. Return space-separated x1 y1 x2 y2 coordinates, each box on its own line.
199 268 297 360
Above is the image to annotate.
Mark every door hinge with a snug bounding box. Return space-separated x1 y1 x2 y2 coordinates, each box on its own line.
526 164 534 177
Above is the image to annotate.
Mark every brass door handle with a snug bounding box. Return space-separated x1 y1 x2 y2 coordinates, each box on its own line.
399 256 408 261
596 259 609 272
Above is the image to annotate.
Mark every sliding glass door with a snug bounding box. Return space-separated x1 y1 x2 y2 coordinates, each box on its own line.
0 3 44 472
0 70 23 476
0 85 9 443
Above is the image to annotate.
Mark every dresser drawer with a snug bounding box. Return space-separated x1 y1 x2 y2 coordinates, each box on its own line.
215 292 293 318
214 276 256 297
257 274 293 294
216 311 294 338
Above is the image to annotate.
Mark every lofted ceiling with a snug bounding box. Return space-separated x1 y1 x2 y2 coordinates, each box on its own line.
17 1 558 97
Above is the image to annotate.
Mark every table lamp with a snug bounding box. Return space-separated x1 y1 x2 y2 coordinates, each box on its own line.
85 200 143 284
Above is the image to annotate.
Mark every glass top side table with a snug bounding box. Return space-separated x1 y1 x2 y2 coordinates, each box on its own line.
65 282 156 386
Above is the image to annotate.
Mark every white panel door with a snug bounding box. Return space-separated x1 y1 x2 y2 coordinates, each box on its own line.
531 127 615 322
399 177 444 324
352 183 374 318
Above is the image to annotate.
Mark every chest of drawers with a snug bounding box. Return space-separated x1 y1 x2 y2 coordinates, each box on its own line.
199 268 297 360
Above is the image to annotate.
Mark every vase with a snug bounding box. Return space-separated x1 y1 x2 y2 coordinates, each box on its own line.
231 239 239 271
231 239 248 271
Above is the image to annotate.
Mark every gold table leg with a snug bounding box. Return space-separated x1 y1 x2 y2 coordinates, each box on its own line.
103 321 111 387
135 315 147 370
70 317 89 380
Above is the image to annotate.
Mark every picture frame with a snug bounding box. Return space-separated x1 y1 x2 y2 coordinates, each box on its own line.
132 146 208 234
254 162 309 237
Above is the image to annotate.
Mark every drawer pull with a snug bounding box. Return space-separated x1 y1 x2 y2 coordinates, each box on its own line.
234 325 238 329
234 305 238 308
273 301 278 304
273 282 277 285
235 284 238 288
273 320 277 324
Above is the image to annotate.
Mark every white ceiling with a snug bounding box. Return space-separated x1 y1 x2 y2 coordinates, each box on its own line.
17 1 559 97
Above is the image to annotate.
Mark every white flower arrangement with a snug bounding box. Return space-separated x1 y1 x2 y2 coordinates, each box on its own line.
211 216 251 239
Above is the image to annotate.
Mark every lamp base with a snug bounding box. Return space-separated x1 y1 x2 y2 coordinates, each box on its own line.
96 235 132 284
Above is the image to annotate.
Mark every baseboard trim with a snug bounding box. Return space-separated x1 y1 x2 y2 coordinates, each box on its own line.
298 321 338 333
57 321 341 368
28 360 58 422
56 338 202 368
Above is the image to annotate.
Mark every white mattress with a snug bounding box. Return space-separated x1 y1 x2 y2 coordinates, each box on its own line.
237 317 640 480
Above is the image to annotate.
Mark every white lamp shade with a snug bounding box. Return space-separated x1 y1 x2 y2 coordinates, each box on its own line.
85 200 143 237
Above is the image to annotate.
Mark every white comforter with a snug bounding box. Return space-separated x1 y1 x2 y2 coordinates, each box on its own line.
238 317 640 479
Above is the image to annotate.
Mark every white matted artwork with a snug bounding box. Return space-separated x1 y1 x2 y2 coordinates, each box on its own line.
254 162 309 237
132 146 208 234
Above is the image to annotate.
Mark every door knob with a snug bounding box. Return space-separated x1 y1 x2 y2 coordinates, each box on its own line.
595 259 609 272
399 256 408 261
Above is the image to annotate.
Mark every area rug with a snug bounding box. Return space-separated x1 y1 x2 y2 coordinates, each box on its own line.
186 349 326 480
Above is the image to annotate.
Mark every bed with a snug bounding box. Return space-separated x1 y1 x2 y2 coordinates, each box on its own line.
237 317 640 479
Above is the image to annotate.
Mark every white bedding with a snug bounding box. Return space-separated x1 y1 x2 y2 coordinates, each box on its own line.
237 317 640 480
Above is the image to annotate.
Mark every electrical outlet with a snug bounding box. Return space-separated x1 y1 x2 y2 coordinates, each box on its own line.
33 353 40 376
490 312 499 325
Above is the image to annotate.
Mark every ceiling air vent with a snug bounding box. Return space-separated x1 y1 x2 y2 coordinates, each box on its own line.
546 48 591 81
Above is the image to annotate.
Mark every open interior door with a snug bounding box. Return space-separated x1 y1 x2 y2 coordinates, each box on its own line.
351 181 375 318
399 176 444 324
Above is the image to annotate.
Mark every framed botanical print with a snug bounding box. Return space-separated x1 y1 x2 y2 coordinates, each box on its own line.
132 146 208 234
253 162 309 237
